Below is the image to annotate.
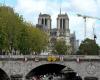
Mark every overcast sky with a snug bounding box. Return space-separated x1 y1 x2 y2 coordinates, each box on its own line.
0 0 100 45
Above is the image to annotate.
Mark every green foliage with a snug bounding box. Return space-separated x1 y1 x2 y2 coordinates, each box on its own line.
0 6 48 55
78 38 99 55
52 40 68 55
17 25 30 54
17 24 48 55
31 28 48 54
0 27 8 52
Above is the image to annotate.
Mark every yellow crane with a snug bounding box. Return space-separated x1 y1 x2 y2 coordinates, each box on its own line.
77 14 100 40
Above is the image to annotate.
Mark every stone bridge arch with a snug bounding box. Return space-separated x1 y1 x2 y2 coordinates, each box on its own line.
23 61 82 77
0 68 9 80
25 63 81 80
24 61 67 76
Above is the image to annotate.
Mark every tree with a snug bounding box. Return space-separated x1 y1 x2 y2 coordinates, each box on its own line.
30 27 48 54
17 23 48 55
0 6 48 55
52 40 69 55
0 6 23 54
0 27 8 54
78 38 99 55
17 25 30 54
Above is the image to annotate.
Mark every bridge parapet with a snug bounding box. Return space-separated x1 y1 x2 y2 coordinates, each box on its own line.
0 55 100 61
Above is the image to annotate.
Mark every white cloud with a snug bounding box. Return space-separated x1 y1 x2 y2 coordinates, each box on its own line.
15 0 47 14
70 0 98 15
15 0 49 24
68 14 84 40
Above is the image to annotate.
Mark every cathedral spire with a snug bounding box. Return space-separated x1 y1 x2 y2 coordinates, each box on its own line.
59 0 62 14
3 0 5 6
60 7 61 14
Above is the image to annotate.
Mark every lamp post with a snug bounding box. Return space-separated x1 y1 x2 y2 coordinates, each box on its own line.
9 41 13 80
10 41 13 54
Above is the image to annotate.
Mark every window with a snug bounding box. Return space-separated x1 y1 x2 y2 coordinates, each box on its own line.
60 19 62 29
45 18 47 26
63 19 65 30
42 18 44 25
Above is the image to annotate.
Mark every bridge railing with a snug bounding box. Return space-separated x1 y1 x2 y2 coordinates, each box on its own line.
0 55 100 60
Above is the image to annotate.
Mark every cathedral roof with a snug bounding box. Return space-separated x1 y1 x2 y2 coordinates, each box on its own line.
58 13 69 19
39 13 51 17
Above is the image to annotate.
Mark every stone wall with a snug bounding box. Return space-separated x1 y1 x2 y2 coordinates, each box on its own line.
0 55 100 80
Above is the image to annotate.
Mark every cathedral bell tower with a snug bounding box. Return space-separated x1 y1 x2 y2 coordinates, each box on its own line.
38 13 51 36
57 13 70 45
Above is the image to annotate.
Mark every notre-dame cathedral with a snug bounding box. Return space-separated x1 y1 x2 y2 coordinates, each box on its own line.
36 12 79 54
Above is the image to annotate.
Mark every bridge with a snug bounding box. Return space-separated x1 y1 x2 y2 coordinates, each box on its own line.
0 55 100 80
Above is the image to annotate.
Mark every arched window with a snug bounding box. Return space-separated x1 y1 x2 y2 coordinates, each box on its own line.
60 19 62 30
45 18 47 26
42 18 44 25
63 19 65 30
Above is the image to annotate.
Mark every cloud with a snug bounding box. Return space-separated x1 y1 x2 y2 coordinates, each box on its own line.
68 13 84 40
70 0 98 15
15 0 48 24
15 0 47 14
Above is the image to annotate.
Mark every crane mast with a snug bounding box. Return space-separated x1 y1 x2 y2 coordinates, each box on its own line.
92 24 97 42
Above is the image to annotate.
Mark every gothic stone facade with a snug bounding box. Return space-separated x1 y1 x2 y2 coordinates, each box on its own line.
36 13 79 54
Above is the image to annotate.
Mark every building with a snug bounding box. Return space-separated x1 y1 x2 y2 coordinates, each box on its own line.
37 13 51 36
36 13 79 54
57 13 70 45
70 32 79 54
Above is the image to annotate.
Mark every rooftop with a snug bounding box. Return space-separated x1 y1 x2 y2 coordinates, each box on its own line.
39 13 51 17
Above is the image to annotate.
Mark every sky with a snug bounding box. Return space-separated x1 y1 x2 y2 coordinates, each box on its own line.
0 0 100 45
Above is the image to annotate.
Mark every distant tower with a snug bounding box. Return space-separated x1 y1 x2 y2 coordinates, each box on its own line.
38 13 51 35
57 13 70 45
70 32 79 54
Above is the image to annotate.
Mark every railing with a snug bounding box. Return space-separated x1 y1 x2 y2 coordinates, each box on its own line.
0 55 100 60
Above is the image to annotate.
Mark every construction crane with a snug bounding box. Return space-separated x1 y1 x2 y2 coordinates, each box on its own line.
77 14 100 40
77 14 100 20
